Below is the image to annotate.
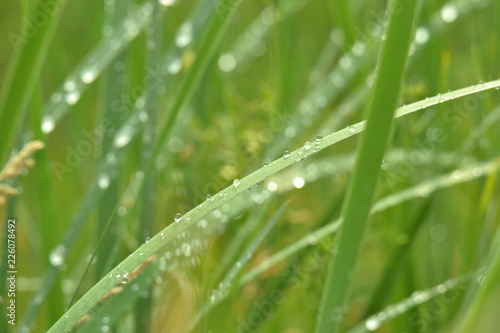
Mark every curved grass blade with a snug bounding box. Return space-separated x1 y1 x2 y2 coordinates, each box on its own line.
347 270 482 333
45 80 500 332
241 159 500 286
40 3 154 133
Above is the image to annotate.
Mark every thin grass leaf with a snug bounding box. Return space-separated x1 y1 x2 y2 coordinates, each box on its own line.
315 2 419 330
347 269 482 333
0 0 67 166
242 159 500 286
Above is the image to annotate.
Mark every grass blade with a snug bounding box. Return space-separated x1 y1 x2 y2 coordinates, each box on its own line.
315 1 419 331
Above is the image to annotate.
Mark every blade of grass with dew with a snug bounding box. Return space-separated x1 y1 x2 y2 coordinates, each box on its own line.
78 262 157 333
315 0 419 330
40 2 153 133
44 80 500 332
241 159 500 286
327 0 355 47
347 269 482 333
30 86 66 325
0 0 67 167
219 0 309 74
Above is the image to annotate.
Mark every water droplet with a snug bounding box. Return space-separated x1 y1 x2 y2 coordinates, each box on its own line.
114 132 132 148
218 53 236 72
167 57 182 74
233 179 241 188
348 125 356 134
49 245 65 267
64 80 77 91
175 22 193 47
174 213 182 222
365 317 381 331
283 150 291 159
117 206 127 216
138 111 148 122
415 27 430 45
267 181 278 192
441 5 458 23
106 153 116 165
198 220 208 229
65 92 80 105
145 237 151 243
159 0 176 6
41 115 55 133
98 173 110 189
81 70 97 84
293 177 305 189
304 141 312 150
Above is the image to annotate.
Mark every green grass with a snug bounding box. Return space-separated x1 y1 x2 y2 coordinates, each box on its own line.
0 0 499 332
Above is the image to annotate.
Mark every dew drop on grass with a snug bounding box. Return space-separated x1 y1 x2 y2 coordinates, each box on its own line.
114 132 132 148
65 92 80 105
283 150 291 159
64 80 77 91
348 125 356 134
441 5 458 23
159 0 176 6
293 177 305 189
167 57 182 74
233 179 241 187
174 213 182 222
175 22 193 47
81 70 97 84
49 245 65 267
41 115 55 134
117 206 127 216
365 318 381 331
304 141 312 150
267 181 278 192
98 173 110 189
101 325 110 332
415 27 430 45
198 220 208 229
218 53 236 72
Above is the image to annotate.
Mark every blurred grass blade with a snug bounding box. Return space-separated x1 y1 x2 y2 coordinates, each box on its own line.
315 1 419 330
0 0 67 166
242 159 500 286
347 270 481 333
192 202 287 327
41 3 153 132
